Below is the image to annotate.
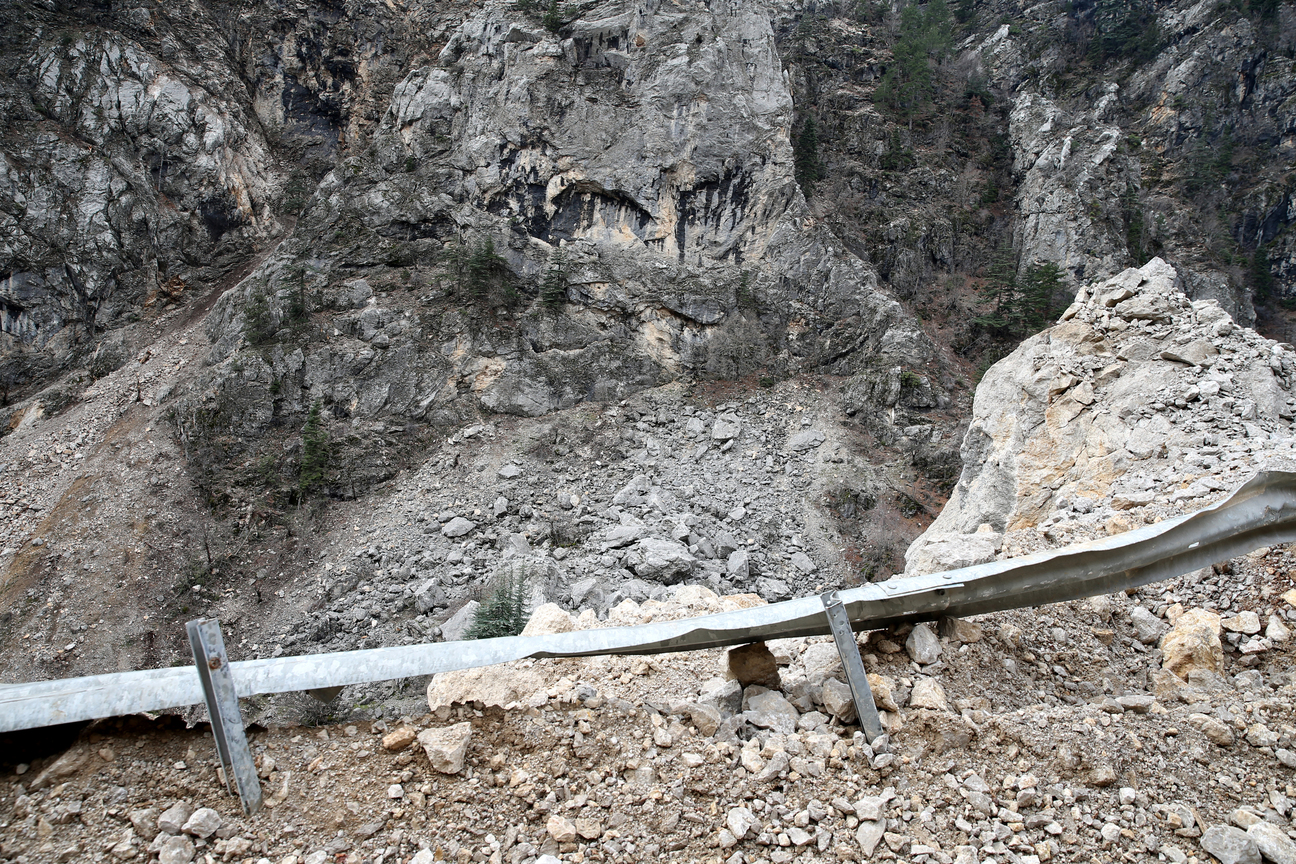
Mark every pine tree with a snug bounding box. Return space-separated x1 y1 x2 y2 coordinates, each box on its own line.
466 566 530 639
1016 262 1064 334
874 0 954 122
464 238 516 307
794 118 824 192
1252 244 1275 304
299 400 330 496
974 253 1063 340
540 249 568 310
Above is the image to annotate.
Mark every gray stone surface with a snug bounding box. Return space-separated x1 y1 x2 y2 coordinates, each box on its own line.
441 517 477 538
1200 825 1261 864
905 623 941 665
439 601 480 643
1247 822 1296 864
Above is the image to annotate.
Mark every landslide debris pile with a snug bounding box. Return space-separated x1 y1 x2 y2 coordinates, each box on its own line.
8 259 1296 864
277 380 954 670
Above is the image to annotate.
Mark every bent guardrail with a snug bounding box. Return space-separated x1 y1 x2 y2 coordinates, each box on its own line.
4 469 1295 736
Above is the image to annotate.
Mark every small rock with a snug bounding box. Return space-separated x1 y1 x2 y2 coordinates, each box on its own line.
180 808 220 839
1161 608 1224 680
438 601 480 643
1130 606 1169 644
29 746 89 790
687 703 722 736
387 784 404 799
127 808 160 842
857 820 886 857
905 623 941 665
727 549 750 580
574 817 603 840
1200 825 1260 864
820 678 857 723
157 835 195 864
1222 611 1262 635
787 429 826 451
417 722 473 774
441 516 477 538
1116 694 1156 714
1088 764 1118 787
938 617 983 643
381 727 418 751
699 678 743 716
908 678 949 711
1267 615 1291 642
712 415 742 442
729 642 781 688
626 537 697 583
498 464 522 479
727 806 759 839
546 815 577 843
157 802 194 836
789 551 817 574
1190 713 1236 746
744 688 800 734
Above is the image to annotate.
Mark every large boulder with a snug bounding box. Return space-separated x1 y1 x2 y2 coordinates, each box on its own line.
625 538 697 584
427 665 546 711
904 257 1296 574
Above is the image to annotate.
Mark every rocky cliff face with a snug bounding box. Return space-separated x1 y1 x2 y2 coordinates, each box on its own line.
175 0 943 500
906 256 1296 575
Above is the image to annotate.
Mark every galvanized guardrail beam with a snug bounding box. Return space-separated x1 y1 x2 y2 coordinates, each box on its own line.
3 469 1295 734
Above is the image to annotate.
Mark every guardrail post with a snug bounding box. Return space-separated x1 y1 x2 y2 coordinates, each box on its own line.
186 618 263 814
820 590 885 743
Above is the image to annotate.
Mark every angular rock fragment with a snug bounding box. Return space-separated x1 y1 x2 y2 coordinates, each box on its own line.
417 722 473 774
728 642 780 688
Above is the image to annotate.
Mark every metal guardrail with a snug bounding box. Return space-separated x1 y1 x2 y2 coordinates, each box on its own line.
4 469 1296 736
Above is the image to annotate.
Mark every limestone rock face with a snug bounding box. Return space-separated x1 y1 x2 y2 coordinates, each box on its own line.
180 0 939 500
905 258 1296 574
0 27 284 386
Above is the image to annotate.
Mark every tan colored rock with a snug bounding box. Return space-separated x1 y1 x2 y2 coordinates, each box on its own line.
1150 669 1186 700
521 603 577 637
1189 713 1235 746
867 674 900 712
686 703 722 737
1221 611 1261 635
417 722 473 774
381 727 418 751
427 665 546 711
546 815 577 843
938 617 983 643
30 746 89 790
1161 608 1224 681
728 642 781 688
909 679 950 712
574 818 604 840
1160 339 1218 366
